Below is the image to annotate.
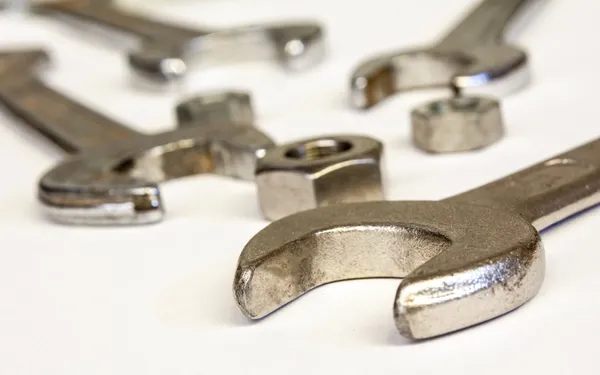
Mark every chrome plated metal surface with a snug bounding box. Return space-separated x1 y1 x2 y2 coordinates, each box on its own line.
350 0 535 109
256 135 384 221
234 137 600 339
35 0 325 86
176 91 254 128
0 49 385 225
0 49 275 225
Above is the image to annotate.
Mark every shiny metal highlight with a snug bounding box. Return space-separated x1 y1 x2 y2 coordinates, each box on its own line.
234 137 600 339
350 0 536 109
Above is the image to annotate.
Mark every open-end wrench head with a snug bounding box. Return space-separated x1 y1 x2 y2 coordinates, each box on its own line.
349 44 528 110
128 23 325 85
39 124 275 225
34 0 326 85
39 166 163 226
234 201 544 339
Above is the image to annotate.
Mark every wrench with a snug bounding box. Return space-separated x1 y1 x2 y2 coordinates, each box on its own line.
34 0 325 85
0 49 275 225
234 137 600 340
350 0 534 109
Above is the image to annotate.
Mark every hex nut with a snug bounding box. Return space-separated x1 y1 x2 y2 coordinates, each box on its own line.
411 96 504 153
256 135 384 221
176 91 254 127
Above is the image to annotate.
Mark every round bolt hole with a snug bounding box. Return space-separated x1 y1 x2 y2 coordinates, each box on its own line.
285 139 353 160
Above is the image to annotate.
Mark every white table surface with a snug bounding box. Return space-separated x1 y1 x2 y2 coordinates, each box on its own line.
1 0 599 374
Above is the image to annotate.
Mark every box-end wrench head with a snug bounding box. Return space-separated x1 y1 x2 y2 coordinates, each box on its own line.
0 49 275 225
350 0 532 110
36 0 325 85
234 139 600 339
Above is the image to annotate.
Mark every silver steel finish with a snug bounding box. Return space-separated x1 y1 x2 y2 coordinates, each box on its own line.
0 49 275 225
35 0 325 85
350 0 534 109
234 137 600 339
411 95 504 153
176 91 254 128
256 135 384 221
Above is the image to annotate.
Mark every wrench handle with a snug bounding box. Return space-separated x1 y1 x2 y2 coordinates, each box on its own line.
0 78 141 153
41 0 203 40
437 0 529 49
448 138 600 230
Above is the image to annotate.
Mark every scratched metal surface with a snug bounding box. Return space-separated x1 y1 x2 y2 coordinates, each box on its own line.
0 0 599 374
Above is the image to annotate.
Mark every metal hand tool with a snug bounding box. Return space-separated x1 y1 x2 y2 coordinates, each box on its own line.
350 0 534 109
34 0 325 85
177 95 387 220
1 49 385 225
0 49 275 225
234 137 600 340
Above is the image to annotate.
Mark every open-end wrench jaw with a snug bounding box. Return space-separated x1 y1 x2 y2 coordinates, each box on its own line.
234 201 544 339
37 124 275 225
234 136 600 339
350 0 534 109
0 48 276 226
35 0 326 86
128 23 325 85
350 44 528 110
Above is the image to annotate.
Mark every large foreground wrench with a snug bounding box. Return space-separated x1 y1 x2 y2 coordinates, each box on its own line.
351 0 535 109
35 0 325 85
234 138 600 339
0 49 275 225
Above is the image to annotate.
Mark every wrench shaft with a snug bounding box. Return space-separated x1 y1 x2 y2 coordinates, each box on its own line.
438 0 529 49
0 77 140 153
448 138 600 230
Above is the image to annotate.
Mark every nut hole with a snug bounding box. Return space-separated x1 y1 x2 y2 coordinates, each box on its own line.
285 139 353 160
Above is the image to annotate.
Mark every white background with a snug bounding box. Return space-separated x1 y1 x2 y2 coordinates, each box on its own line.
1 0 599 373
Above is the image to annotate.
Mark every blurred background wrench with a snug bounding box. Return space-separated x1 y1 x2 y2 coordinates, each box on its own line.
34 0 325 86
350 0 535 109
0 49 275 225
235 137 600 340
